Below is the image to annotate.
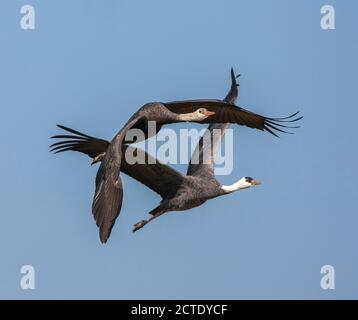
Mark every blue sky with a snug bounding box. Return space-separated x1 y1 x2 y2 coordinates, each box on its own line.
0 0 357 299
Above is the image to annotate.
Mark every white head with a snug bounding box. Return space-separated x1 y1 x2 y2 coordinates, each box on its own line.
221 176 261 193
178 108 215 121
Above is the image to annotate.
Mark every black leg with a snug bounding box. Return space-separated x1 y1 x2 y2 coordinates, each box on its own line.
132 209 167 233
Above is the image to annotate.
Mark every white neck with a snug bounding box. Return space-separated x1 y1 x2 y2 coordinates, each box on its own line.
221 178 252 193
177 112 202 121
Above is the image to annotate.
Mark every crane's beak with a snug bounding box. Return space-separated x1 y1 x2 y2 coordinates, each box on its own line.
91 159 99 165
91 152 105 165
251 179 261 186
203 110 215 116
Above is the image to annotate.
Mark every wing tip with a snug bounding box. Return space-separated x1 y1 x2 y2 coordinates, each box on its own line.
230 67 240 87
99 232 109 244
264 110 303 136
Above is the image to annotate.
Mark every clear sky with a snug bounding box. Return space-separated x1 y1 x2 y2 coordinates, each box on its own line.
0 0 357 299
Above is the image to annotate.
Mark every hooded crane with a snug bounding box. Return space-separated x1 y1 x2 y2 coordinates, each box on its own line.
51 69 301 242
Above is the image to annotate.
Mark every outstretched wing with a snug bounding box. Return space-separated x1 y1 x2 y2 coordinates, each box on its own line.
50 125 184 198
121 145 184 198
163 100 301 137
91 116 145 243
187 67 239 177
50 125 109 159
